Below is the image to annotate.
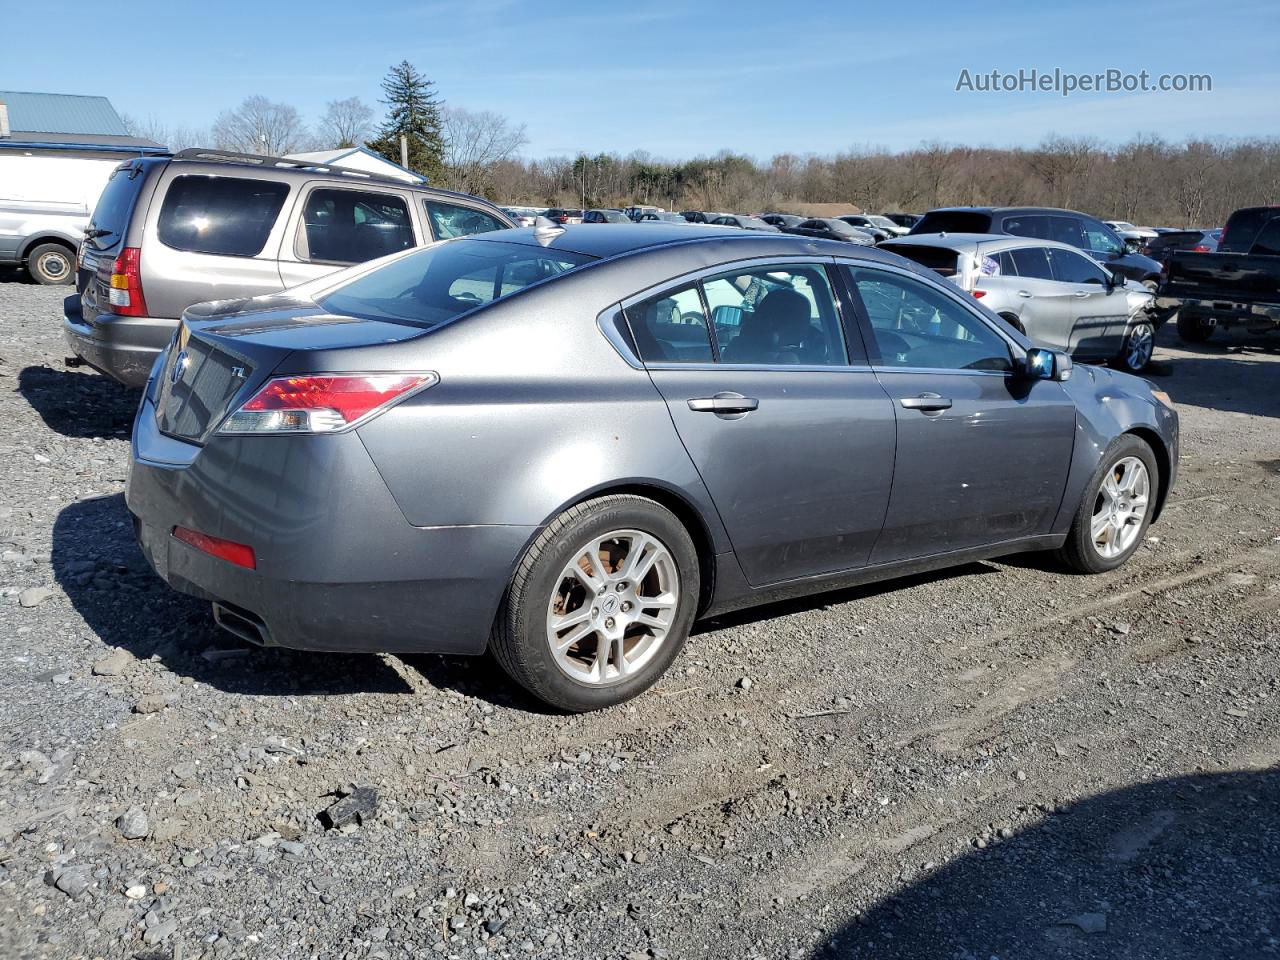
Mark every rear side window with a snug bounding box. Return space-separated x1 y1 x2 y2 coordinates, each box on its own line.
300 188 414 264
911 211 992 234
1003 215 1052 241
87 163 147 251
625 283 714 363
424 200 507 239
1009 247 1053 280
158 176 289 257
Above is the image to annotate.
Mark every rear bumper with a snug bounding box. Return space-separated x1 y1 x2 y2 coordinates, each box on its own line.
126 398 536 655
1158 296 1280 329
63 296 176 387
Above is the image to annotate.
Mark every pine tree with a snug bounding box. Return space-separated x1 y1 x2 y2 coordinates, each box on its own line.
367 61 445 183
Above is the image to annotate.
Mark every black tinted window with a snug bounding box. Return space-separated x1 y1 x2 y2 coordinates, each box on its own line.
317 239 593 329
87 163 146 251
1251 219 1280 257
1081 217 1124 255
300 188 414 264
1049 249 1108 284
1047 216 1087 248
425 200 506 240
1009 247 1053 280
625 283 714 363
911 211 992 234
1003 215 1052 241
849 267 1011 372
1221 208 1278 253
157 176 289 257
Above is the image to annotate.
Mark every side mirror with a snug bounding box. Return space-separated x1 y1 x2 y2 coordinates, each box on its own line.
1024 347 1072 382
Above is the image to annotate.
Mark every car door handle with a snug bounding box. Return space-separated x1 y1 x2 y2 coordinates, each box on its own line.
688 394 759 414
1017 289 1033 298
1074 291 1090 298
899 393 952 411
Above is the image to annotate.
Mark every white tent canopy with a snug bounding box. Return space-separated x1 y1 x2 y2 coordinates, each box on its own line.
284 146 423 184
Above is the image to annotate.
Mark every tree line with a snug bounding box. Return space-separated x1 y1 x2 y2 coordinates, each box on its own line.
124 61 1279 227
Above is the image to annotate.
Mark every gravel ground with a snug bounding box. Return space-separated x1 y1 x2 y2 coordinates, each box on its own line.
1 277 1277 960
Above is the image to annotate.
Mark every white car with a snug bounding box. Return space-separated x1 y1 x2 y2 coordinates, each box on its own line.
1105 220 1159 244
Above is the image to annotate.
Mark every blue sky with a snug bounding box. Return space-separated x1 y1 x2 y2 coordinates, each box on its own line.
8 0 1276 158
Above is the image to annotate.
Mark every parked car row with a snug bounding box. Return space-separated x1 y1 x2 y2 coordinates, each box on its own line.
115 217 1178 710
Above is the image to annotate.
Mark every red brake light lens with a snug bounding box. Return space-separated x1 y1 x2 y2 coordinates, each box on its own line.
107 247 148 317
172 526 256 569
971 290 987 299
220 373 437 435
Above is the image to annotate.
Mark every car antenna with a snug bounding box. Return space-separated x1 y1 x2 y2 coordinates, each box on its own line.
533 215 565 246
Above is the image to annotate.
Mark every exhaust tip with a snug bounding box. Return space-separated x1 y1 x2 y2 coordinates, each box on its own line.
211 601 269 647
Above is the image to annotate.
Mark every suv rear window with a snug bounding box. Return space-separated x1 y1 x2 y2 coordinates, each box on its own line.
317 239 594 329
158 175 289 257
911 211 992 234
1221 207 1280 254
86 163 147 251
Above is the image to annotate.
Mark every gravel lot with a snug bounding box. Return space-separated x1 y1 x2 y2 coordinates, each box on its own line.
1 276 1277 960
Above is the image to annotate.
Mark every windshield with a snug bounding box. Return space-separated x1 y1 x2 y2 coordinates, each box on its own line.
317 239 596 328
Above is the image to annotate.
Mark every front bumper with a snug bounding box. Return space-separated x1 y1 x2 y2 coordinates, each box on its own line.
63 296 177 387
126 397 536 655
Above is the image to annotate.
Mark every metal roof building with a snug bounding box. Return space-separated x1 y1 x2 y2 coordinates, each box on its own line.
0 90 166 153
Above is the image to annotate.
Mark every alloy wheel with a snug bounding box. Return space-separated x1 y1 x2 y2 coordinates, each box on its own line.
1090 456 1150 559
545 529 679 685
1124 321 1155 371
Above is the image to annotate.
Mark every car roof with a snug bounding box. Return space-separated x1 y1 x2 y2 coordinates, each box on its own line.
883 232 1094 255
463 222 914 263
923 205 1089 218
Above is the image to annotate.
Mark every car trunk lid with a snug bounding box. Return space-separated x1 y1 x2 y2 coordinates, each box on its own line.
153 297 427 443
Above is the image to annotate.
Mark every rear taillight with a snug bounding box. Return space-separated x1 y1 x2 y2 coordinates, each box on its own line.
219 373 437 435
971 290 987 299
172 526 256 569
1190 245 1210 253
107 247 148 316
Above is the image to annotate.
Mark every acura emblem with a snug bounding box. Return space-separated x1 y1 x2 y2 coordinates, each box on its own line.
170 350 189 384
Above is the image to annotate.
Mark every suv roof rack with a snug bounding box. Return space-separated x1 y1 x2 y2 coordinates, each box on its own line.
171 147 425 189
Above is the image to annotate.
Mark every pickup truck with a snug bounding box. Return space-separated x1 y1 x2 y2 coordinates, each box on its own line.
1158 205 1280 342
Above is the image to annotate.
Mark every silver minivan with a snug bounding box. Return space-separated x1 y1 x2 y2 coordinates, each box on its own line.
65 148 513 386
881 233 1159 373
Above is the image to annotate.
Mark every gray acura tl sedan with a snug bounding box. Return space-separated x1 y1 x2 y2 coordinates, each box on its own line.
127 222 1178 711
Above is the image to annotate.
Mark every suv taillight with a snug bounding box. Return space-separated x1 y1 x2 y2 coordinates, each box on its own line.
107 247 148 316
219 373 438 435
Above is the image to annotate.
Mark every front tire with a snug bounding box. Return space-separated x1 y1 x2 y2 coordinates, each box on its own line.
1112 318 1155 373
1056 435 1159 574
28 243 75 285
490 495 700 711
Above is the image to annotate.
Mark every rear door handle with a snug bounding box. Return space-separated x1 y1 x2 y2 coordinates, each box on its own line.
688 393 759 414
899 393 952 412
1073 291 1090 298
1017 289 1033 298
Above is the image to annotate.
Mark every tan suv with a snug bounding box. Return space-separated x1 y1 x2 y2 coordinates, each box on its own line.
65 148 513 386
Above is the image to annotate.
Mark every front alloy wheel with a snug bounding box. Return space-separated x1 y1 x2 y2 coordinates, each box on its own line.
1089 456 1150 559
1115 320 1155 373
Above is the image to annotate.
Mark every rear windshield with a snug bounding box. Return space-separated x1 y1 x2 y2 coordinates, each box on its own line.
86 163 147 251
316 239 596 329
158 175 289 257
1221 207 1280 253
910 211 992 234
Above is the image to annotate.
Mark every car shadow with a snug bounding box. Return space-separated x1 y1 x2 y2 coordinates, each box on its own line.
1153 326 1280 419
694 562 1000 634
398 654 561 715
809 768 1280 959
18 365 141 439
52 494 414 696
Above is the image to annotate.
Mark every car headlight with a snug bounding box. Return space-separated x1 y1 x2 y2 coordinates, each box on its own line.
1151 388 1174 409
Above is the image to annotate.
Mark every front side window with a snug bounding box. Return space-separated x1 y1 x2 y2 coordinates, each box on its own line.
300 188 414 264
1081 217 1125 256
316 239 593 329
1048 248 1109 285
158 175 289 257
1047 216 1087 249
847 267 1012 372
625 283 714 363
424 200 507 240
702 264 848 366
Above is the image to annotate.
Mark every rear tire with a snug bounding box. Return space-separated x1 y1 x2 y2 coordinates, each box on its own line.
490 495 700 712
28 243 74 285
1056 435 1159 574
1176 312 1215 343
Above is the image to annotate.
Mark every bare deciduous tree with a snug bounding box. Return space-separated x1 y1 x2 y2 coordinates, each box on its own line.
316 97 374 149
212 96 308 156
120 114 209 152
440 107 528 196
